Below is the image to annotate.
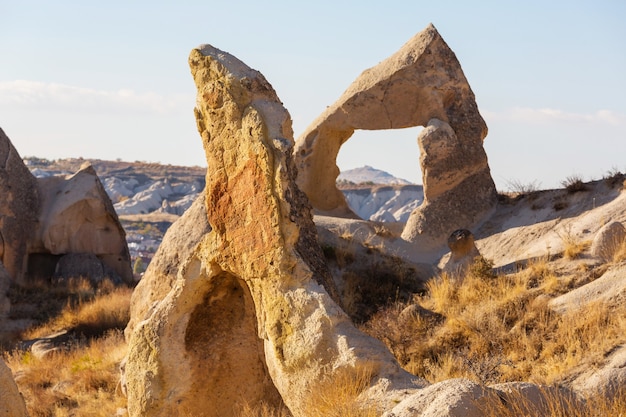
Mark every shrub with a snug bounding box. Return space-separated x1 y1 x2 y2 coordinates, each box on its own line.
561 175 588 193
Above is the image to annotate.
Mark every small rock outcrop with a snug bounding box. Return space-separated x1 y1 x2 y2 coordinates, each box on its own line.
0 130 132 286
124 44 424 417
294 24 496 256
442 229 481 274
590 221 626 262
0 357 28 417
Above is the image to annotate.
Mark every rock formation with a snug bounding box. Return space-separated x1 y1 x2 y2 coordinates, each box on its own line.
294 23 497 257
442 229 481 275
34 164 132 283
124 190 211 340
0 128 40 286
590 221 625 262
0 128 132 286
0 357 28 417
123 44 425 417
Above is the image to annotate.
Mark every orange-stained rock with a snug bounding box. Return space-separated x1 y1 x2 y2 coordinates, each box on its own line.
124 44 423 417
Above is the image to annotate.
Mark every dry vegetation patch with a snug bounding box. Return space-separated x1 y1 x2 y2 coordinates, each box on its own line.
4 278 132 417
360 256 626 388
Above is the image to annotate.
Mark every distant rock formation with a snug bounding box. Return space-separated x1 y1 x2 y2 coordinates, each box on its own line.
342 184 423 222
123 44 424 417
0 128 132 286
294 23 496 257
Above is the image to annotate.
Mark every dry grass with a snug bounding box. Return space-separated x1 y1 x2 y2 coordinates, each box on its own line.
557 227 591 260
303 365 380 417
478 384 626 416
239 366 379 417
4 279 132 417
361 256 626 387
24 285 131 340
5 330 127 417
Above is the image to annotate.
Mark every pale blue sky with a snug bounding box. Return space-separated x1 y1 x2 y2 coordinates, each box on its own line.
1 0 624 189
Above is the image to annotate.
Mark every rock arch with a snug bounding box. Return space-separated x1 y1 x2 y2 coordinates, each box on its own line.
124 44 423 417
294 24 497 256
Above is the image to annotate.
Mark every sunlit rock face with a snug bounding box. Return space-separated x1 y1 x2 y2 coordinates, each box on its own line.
0 128 132 290
294 24 496 257
123 44 422 417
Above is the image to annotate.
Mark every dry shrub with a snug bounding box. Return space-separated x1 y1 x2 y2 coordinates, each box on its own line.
5 330 127 417
238 366 380 417
561 175 588 193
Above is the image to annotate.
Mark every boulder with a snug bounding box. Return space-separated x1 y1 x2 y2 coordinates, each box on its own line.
590 221 626 262
442 229 481 275
54 252 123 285
0 357 28 417
0 128 132 286
294 24 496 257
124 44 425 417
0 128 39 285
35 164 132 283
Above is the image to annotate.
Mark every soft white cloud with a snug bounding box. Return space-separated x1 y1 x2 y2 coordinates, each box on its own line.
483 107 624 126
0 80 192 115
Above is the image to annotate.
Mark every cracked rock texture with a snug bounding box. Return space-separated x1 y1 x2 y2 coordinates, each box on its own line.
294 24 496 257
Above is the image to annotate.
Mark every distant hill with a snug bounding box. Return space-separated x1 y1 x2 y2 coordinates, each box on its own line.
337 165 414 186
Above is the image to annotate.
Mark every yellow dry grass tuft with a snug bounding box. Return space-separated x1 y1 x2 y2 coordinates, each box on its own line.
478 384 626 416
24 285 132 340
303 365 380 417
5 330 128 417
361 256 626 387
4 281 132 417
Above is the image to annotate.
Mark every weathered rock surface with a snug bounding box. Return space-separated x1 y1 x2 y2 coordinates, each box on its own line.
294 24 496 257
0 263 11 317
590 221 626 262
124 44 427 417
402 118 496 255
0 127 40 286
34 164 132 283
125 190 211 340
549 261 626 314
0 130 132 285
442 229 481 275
0 357 28 417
